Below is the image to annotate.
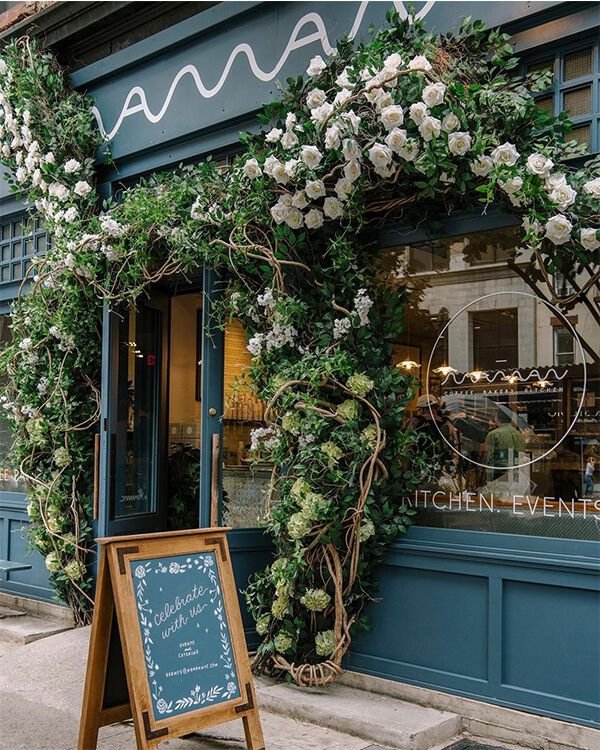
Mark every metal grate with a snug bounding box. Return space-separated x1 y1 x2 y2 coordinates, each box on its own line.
0 215 48 286
563 47 592 81
569 124 591 150
563 86 592 117
534 95 554 115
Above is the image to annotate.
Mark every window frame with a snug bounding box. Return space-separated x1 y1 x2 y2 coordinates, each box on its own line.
553 325 576 366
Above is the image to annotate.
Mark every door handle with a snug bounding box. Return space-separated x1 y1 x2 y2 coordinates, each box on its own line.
93 433 100 520
210 433 221 527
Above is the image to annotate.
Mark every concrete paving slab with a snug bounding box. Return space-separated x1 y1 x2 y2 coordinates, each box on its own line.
0 605 25 618
0 613 72 644
259 682 462 750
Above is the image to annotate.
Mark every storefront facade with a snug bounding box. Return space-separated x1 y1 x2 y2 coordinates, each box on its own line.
0 0 598 729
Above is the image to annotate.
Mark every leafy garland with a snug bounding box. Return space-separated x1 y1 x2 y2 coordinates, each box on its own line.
0 15 598 679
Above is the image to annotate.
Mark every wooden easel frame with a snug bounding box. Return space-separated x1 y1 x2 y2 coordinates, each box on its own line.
78 529 264 750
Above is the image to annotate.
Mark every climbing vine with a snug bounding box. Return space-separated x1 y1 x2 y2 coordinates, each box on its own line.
0 13 598 681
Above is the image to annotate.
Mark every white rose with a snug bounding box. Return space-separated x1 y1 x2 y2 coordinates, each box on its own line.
368 142 392 168
545 172 567 191
341 139 360 161
580 228 600 250
344 159 361 183
265 128 282 143
243 158 262 179
583 177 600 196
380 104 404 131
323 197 343 219
384 52 403 69
301 145 323 169
284 159 300 178
341 110 361 133
285 112 297 130
336 68 351 88
500 176 523 194
305 179 326 200
418 116 441 142
43 151 55 164
422 82 446 107
409 102 429 125
286 208 304 229
335 177 353 200
307 55 327 77
522 216 542 235
63 206 79 223
545 215 573 245
48 182 69 201
397 140 419 162
374 162 395 178
526 153 553 177
471 155 493 177
409 55 432 72
270 202 289 224
305 208 324 229
271 162 290 184
291 190 308 209
280 130 299 149
447 131 472 156
263 155 280 176
74 180 92 197
550 183 577 210
385 128 407 154
307 88 327 108
15 166 26 183
442 113 460 133
311 102 334 123
491 142 519 166
325 125 341 150
0 59 6 75
64 159 81 174
334 88 352 107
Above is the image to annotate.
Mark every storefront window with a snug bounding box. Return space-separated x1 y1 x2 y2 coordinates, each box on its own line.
379 224 600 539
0 313 26 493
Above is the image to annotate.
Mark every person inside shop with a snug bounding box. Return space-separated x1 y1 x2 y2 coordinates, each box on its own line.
485 409 525 471
584 456 596 496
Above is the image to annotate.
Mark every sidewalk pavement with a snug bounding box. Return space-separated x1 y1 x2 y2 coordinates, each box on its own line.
0 626 378 750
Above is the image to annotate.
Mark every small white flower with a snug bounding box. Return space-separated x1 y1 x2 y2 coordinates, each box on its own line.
491 142 519 166
286 208 304 229
43 152 55 164
63 206 79 223
300 145 323 169
419 116 441 142
471 155 493 177
384 52 403 69
307 55 327 77
522 216 542 235
247 333 264 356
342 139 360 161
263 155 280 176
284 159 301 178
447 131 472 156
545 172 567 191
397 140 419 162
409 55 432 72
257 287 276 309
385 128 407 154
442 113 460 133
500 176 523 194
550 183 577 210
305 208 324 229
368 142 392 168
243 158 262 179
333 88 352 107
280 130 299 149
48 182 69 201
335 177 353 200
271 161 290 184
270 202 289 224
285 112 297 130
74 180 92 197
19 338 32 351
380 104 404 131
336 67 352 88
310 102 334 123
409 101 429 125
341 110 361 133
323 197 343 219
422 82 446 107
354 288 373 325
305 179 326 200
333 317 352 339
580 228 600 250
583 177 600 196
291 190 308 209
325 124 341 150
526 153 553 177
64 159 81 174
306 89 326 108
545 215 573 245
344 159 361 183
265 128 282 143
0 60 6 75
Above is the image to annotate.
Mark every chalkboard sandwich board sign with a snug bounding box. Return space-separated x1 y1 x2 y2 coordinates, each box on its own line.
78 528 264 750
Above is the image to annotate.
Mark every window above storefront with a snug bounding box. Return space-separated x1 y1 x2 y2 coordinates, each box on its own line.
0 212 48 301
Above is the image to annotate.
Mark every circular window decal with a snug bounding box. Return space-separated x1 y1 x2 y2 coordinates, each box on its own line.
425 291 587 471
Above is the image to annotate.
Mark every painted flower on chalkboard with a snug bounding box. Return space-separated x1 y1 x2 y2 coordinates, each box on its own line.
203 555 214 567
168 561 181 573
227 681 236 693
156 699 168 714
134 565 146 579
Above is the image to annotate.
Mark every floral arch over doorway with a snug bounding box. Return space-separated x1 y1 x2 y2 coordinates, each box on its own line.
0 14 598 683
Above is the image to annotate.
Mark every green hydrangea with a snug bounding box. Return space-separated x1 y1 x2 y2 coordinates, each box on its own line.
301 491 329 519
361 423 377 449
336 399 360 422
61 533 78 550
274 630 294 653
271 594 289 619
346 373 375 397
359 518 375 542
320 441 343 467
287 511 312 540
53 447 71 467
26 417 46 446
64 559 85 581
256 614 271 636
45 551 61 573
290 478 310 499
281 411 302 434
315 629 336 657
300 588 331 612
47 515 62 533
271 556 289 577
